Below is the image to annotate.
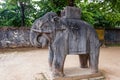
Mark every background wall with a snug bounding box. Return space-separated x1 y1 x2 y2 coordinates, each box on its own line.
0 27 120 48
105 28 120 45
0 27 31 48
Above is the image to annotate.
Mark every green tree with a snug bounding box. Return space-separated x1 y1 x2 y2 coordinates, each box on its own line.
76 0 120 28
33 0 67 17
104 0 120 12
6 0 31 26
0 0 120 28
0 1 21 26
103 0 120 27
0 0 36 27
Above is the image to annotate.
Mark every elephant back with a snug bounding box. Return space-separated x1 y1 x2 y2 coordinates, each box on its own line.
61 19 100 54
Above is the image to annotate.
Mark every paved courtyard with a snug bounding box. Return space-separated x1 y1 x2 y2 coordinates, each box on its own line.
0 47 120 80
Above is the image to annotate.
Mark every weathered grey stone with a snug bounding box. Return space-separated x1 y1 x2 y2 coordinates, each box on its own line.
61 6 81 19
89 76 105 80
30 12 101 78
0 27 31 48
35 69 105 80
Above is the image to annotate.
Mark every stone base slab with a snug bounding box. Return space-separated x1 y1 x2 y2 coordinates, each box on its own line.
35 68 105 80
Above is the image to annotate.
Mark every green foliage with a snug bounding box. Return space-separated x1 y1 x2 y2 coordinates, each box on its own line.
33 0 67 18
76 0 120 28
105 13 120 27
0 0 36 27
104 0 120 12
0 0 67 27
0 4 21 27
0 0 120 28
76 2 95 25
98 0 120 27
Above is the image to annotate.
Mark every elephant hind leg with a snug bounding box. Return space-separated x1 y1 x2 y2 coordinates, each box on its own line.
89 49 99 73
79 54 89 68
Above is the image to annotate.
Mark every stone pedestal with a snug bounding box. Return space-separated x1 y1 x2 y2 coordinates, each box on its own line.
35 68 105 80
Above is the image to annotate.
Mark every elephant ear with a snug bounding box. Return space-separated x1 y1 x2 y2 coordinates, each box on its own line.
51 16 67 31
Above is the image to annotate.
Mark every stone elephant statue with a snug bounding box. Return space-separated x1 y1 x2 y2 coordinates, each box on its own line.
30 12 101 77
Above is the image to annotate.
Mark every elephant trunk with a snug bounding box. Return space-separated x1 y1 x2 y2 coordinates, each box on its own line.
30 29 42 48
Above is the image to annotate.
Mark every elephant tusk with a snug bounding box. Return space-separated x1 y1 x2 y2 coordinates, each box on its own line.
42 33 51 42
31 29 52 34
31 29 42 33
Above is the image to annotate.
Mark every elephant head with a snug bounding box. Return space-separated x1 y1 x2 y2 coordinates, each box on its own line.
30 12 60 48
30 28 48 48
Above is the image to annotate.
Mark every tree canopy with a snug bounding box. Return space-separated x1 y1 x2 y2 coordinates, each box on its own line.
0 0 120 28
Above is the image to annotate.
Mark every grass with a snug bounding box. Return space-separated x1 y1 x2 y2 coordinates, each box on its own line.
105 44 120 47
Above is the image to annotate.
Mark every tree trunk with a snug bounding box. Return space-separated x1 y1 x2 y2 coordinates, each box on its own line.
20 2 25 27
68 0 75 6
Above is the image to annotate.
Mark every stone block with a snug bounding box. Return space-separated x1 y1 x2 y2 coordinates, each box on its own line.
61 6 81 19
89 76 105 80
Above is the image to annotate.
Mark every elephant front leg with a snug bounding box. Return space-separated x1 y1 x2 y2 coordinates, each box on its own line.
52 54 66 77
48 51 54 71
48 46 54 71
79 54 89 68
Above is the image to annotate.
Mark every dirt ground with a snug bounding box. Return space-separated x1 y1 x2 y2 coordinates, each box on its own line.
0 47 120 80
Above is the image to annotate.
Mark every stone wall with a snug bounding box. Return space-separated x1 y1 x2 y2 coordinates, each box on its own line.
0 27 31 48
105 28 120 44
0 27 120 48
